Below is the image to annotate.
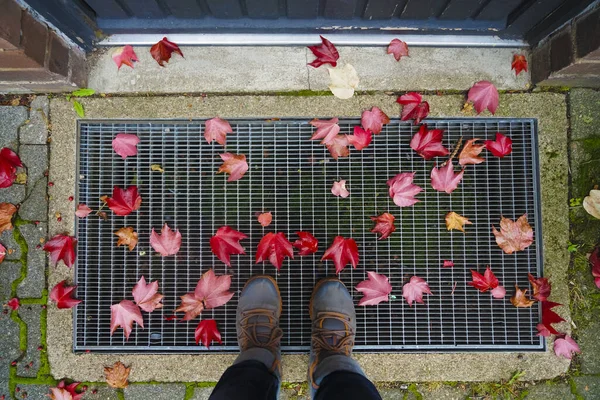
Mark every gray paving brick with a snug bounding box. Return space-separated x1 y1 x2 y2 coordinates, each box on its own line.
16 223 47 299
191 386 213 400
0 258 20 302
124 383 187 399
85 385 121 399
18 177 48 221
20 144 48 184
0 306 21 398
0 106 27 148
526 381 575 399
15 384 51 400
575 376 600 399
20 96 50 144
16 304 42 377
0 229 22 260
0 184 26 204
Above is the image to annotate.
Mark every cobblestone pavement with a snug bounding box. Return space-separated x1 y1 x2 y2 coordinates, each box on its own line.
1 92 599 399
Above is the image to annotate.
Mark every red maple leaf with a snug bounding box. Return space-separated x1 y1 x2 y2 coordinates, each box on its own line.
321 236 359 274
150 37 184 66
257 212 273 227
347 126 372 151
75 204 92 218
387 172 423 207
430 161 465 194
150 223 182 256
7 297 19 310
217 152 248 182
49 280 82 309
468 266 499 292
256 232 294 270
0 147 23 188
356 271 392 306
112 45 138 69
44 234 77 268
468 81 499 114
387 39 409 61
528 273 551 301
361 106 389 134
309 118 340 145
106 186 142 216
110 300 144 340
485 133 512 158
540 300 565 335
205 117 233 146
512 54 528 76
554 335 580 360
195 319 223 348
402 276 432 307
459 138 485 166
370 213 396 240
176 269 234 321
112 133 139 159
492 214 533 254
410 124 450 160
210 226 247 267
307 36 339 68
590 247 600 288
293 231 318 256
325 135 350 160
397 92 430 124
50 381 85 400
0 242 5 264
132 276 163 312
331 180 349 198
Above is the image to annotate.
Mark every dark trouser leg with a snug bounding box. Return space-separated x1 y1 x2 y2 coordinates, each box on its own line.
314 371 382 400
209 360 279 400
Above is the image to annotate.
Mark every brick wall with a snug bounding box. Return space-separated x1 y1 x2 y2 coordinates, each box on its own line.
0 0 87 93
532 3 600 88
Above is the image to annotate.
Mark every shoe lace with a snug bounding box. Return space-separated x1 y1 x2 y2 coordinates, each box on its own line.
239 309 283 353
309 311 355 389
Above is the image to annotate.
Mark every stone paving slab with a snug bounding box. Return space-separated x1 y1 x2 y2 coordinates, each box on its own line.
0 309 21 399
0 230 21 261
574 376 600 400
47 93 569 383
17 223 47 298
15 384 51 399
16 304 42 377
525 381 576 399
0 184 26 205
123 383 187 399
0 106 27 149
20 96 50 145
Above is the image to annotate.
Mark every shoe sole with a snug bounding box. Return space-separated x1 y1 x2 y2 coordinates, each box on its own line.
242 275 283 317
308 277 346 321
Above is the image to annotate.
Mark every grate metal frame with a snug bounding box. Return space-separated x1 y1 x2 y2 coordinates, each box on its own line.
74 118 544 353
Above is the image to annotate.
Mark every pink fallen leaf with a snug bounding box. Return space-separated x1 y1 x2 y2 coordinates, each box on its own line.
112 133 140 159
150 223 182 256
347 126 372 151
492 214 533 254
132 276 164 313
44 234 77 268
331 180 350 198
554 335 581 359
7 297 19 310
397 92 430 125
293 231 319 256
75 204 92 218
0 242 5 264
175 269 234 321
205 117 233 146
387 172 423 207
468 81 499 114
402 276 432 307
485 133 513 158
356 271 392 306
217 152 248 182
321 236 359 274
49 280 82 309
110 300 144 340
307 35 339 68
361 106 389 134
0 147 23 188
430 161 465 194
325 135 350 160
443 260 454 268
387 39 409 61
410 125 450 160
112 45 138 69
210 226 247 267
590 247 600 289
257 212 273 227
370 213 396 240
195 319 222 348
491 286 507 299
256 232 294 270
536 323 552 337
310 118 340 145
49 381 84 400
105 186 142 216
459 138 485 166
150 37 184 66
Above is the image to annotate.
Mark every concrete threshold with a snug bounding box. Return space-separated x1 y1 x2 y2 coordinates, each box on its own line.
48 93 568 383
87 46 530 94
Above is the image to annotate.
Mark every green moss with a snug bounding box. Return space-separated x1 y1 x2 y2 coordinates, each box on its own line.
407 383 423 400
569 377 585 400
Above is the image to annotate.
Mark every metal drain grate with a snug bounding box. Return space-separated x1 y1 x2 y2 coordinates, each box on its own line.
75 118 544 353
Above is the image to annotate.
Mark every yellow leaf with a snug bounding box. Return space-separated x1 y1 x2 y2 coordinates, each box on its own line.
445 211 472 233
151 164 164 173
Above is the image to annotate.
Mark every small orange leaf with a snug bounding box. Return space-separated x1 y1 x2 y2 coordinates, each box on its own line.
104 361 131 388
115 227 138 251
0 202 17 234
510 285 535 308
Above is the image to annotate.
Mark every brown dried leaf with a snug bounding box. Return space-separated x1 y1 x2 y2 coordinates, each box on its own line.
104 361 131 388
0 203 17 234
115 227 138 251
510 285 535 308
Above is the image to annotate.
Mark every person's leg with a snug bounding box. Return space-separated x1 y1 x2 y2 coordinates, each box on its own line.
308 278 382 400
209 276 283 400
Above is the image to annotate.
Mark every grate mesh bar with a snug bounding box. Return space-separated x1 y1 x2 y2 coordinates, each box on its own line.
75 118 544 353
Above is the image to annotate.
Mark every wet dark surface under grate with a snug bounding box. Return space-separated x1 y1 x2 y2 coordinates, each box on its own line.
75 118 544 353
